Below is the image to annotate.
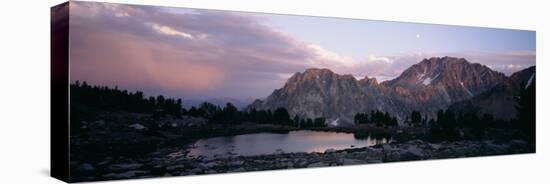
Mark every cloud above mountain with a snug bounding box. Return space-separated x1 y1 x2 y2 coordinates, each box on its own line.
69 1 359 99
68 1 535 100
352 50 536 81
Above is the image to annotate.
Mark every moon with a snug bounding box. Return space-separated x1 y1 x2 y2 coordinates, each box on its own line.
416 34 421 38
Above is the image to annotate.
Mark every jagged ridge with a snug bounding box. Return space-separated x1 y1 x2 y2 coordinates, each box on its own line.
249 57 534 126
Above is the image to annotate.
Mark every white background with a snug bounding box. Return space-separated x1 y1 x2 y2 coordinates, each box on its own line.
0 0 548 183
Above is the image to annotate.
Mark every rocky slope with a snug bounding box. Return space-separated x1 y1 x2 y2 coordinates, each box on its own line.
249 57 534 125
380 56 512 120
448 66 535 120
510 66 536 88
248 68 396 125
72 138 532 181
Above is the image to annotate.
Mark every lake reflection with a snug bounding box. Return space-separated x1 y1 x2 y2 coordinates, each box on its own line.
187 130 391 158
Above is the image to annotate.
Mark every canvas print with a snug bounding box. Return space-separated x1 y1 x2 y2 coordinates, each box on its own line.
51 1 536 182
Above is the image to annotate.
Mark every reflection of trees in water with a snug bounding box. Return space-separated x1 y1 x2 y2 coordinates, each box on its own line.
353 132 392 144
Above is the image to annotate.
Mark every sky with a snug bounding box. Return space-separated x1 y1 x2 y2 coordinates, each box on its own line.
64 1 536 101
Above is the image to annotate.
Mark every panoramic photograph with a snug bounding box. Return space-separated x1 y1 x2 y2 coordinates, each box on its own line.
57 1 535 182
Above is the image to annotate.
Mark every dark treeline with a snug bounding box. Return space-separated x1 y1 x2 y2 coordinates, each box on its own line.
71 81 183 116
71 80 534 140
515 81 536 142
352 82 536 142
429 109 516 141
429 82 536 141
71 81 327 128
353 110 398 127
186 103 326 128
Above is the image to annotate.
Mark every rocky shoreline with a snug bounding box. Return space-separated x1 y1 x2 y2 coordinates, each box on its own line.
71 138 533 182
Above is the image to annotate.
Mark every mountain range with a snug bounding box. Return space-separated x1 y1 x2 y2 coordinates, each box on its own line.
248 56 535 126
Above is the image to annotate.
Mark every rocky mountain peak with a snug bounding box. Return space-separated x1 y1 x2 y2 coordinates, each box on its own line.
422 56 468 65
283 68 358 91
384 57 507 95
248 57 526 126
384 57 476 86
359 76 378 86
302 68 334 76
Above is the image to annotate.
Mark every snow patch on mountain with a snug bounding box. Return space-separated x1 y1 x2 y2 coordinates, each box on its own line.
417 70 426 81
330 118 340 127
526 73 535 89
422 73 440 85
460 81 473 96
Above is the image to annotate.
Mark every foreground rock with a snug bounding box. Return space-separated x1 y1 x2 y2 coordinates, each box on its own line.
71 139 533 182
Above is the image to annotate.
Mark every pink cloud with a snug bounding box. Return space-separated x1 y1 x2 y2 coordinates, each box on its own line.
67 1 535 99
